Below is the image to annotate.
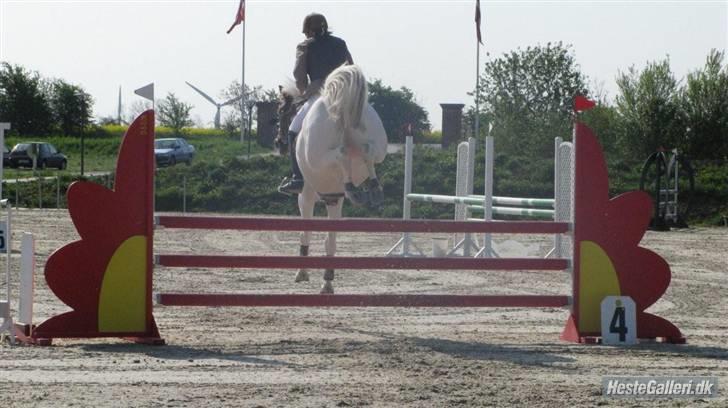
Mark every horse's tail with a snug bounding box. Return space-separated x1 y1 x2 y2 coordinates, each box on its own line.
322 64 368 131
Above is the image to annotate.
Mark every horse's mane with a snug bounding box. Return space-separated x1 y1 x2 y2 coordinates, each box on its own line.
322 64 368 131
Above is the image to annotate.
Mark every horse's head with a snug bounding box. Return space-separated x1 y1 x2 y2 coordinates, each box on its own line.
278 86 297 131
275 85 300 155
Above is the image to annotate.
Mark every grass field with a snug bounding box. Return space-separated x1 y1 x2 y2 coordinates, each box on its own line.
2 125 726 225
3 125 270 178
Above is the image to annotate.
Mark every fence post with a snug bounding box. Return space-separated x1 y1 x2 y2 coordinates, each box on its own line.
385 135 421 257
402 136 413 255
553 137 562 258
183 175 187 213
38 177 42 209
481 136 494 257
56 176 60 209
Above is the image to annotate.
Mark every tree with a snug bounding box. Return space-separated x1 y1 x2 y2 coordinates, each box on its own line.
49 79 93 136
615 58 683 161
221 82 278 135
680 49 728 160
367 79 430 143
0 62 54 135
157 93 194 135
97 116 120 126
473 42 589 157
126 100 152 123
579 81 620 156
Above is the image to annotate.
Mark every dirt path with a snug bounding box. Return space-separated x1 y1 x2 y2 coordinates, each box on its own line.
1 209 726 407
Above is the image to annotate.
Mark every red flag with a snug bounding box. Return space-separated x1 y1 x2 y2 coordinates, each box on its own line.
475 0 483 45
226 0 245 34
574 95 596 112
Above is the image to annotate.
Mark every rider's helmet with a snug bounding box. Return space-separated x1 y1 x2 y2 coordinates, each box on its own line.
302 13 328 36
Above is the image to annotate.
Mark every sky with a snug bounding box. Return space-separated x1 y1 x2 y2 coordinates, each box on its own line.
1 0 727 130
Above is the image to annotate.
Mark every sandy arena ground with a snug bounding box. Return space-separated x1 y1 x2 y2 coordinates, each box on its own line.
0 208 726 407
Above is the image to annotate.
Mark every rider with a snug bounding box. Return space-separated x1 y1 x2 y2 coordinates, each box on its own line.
278 13 354 195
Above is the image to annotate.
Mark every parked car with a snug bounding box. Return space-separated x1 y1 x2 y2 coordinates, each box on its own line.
2 145 9 168
154 138 195 166
9 142 67 170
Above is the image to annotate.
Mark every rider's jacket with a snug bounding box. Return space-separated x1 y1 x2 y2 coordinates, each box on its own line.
294 34 354 98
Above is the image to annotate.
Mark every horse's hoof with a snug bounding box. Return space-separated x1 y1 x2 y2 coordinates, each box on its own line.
368 186 384 208
359 178 383 209
344 183 369 206
295 269 310 282
320 281 334 294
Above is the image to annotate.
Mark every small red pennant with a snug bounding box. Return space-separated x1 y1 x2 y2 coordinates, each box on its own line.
574 95 596 112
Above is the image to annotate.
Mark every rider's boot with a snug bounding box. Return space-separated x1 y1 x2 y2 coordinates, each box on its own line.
278 131 304 195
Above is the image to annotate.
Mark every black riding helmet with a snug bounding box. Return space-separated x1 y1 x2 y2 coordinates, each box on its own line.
302 13 328 36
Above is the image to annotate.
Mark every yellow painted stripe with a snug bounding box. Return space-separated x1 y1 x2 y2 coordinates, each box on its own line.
579 241 621 332
98 236 147 332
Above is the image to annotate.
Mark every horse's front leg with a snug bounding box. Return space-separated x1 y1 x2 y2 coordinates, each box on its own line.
321 197 343 294
295 187 316 283
344 141 382 208
338 142 370 207
362 151 384 208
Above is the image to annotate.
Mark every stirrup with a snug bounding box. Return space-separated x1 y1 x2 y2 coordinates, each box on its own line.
278 177 304 195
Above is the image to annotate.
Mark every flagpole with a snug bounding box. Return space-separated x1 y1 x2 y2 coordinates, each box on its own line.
240 20 246 144
474 0 481 141
475 37 480 141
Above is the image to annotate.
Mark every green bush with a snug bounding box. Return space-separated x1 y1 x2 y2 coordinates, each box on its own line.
153 141 727 226
420 131 442 144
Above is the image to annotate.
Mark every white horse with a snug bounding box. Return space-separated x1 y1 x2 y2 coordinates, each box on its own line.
279 65 387 294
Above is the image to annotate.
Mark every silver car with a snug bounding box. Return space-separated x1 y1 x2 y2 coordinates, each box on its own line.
154 138 195 166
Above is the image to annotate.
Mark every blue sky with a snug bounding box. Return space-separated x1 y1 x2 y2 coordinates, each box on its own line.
1 0 726 130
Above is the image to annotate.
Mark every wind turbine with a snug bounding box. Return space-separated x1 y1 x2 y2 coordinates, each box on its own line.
185 81 242 129
117 86 122 125
116 86 128 125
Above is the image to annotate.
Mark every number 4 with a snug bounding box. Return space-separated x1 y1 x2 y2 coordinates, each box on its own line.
601 296 637 345
609 303 628 342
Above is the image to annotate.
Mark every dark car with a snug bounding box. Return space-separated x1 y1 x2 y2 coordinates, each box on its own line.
154 138 195 166
9 142 68 170
2 145 9 168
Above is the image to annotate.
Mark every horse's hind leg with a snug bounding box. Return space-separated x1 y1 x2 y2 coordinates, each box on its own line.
321 196 343 294
295 187 316 283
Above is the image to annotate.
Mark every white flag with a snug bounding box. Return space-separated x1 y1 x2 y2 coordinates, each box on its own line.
134 83 154 101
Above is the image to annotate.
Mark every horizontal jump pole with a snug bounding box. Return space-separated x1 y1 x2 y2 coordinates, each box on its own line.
407 193 486 206
157 255 569 270
469 195 555 208
407 193 555 209
156 216 570 234
155 293 572 308
467 205 554 220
